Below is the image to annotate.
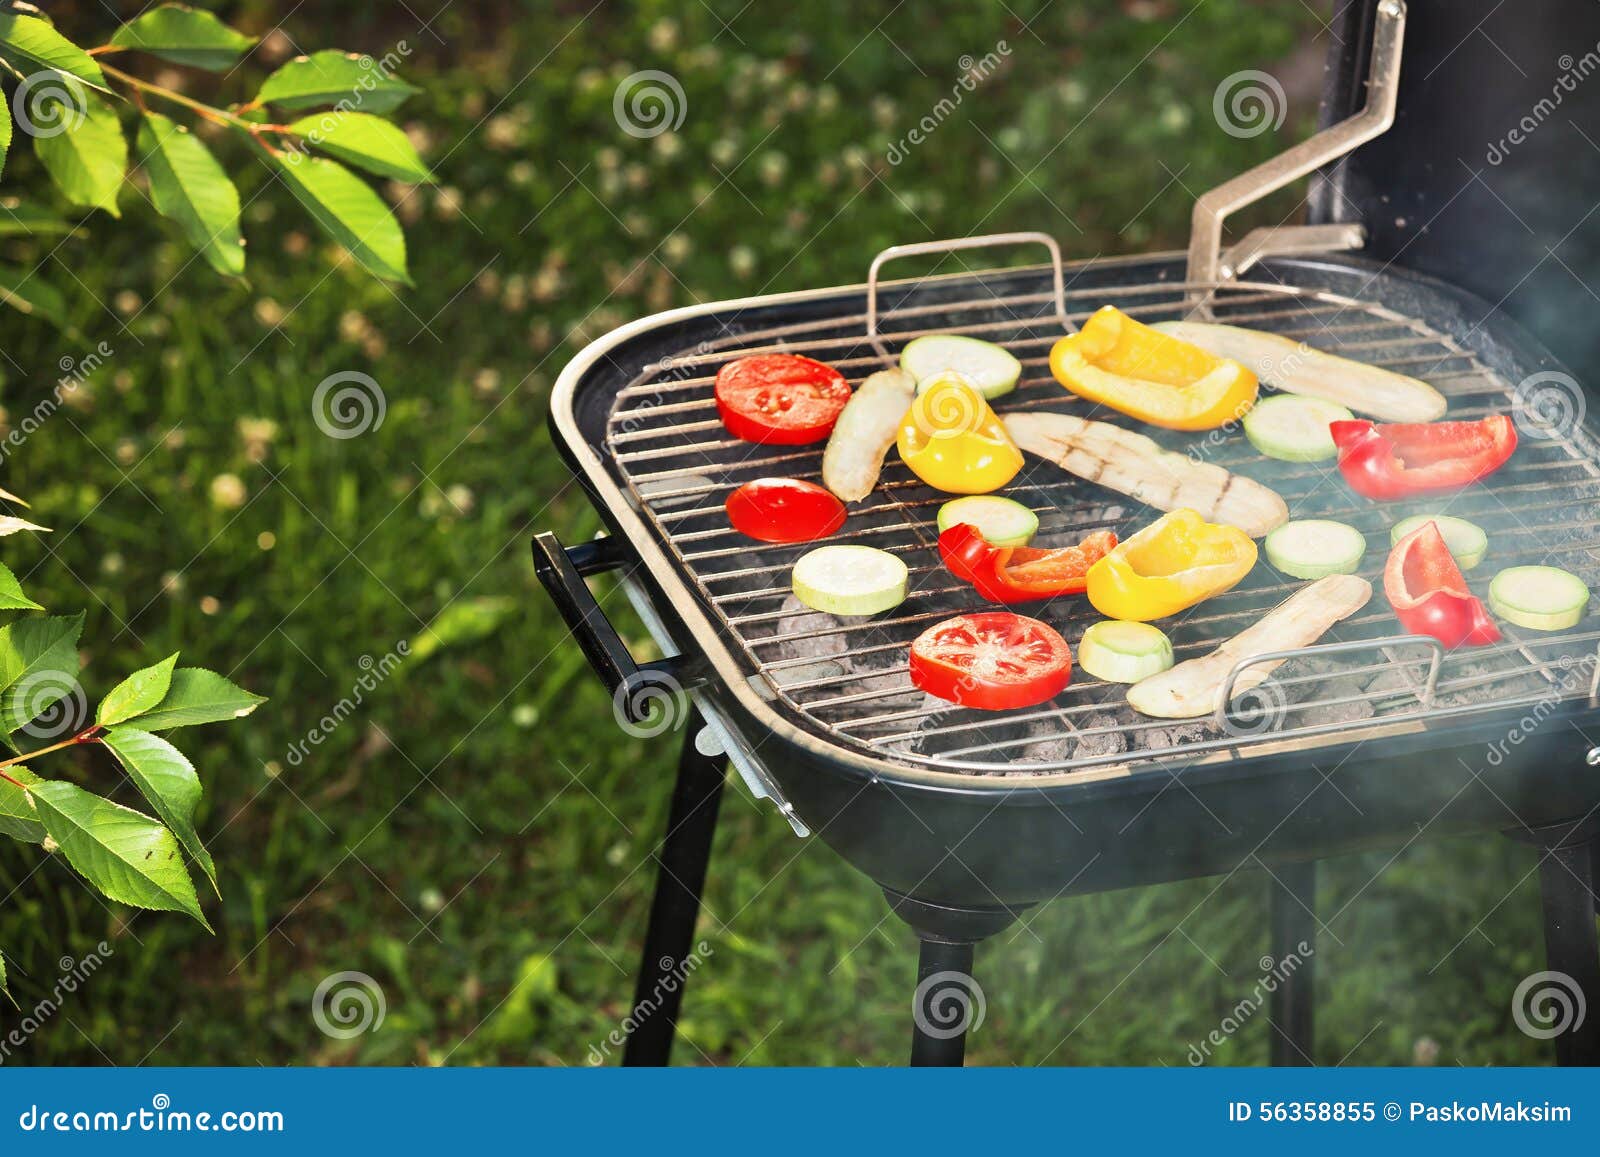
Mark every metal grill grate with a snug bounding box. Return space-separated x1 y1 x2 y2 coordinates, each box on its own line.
601 275 1600 777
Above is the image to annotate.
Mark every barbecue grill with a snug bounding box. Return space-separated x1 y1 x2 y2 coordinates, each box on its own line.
536 0 1600 1065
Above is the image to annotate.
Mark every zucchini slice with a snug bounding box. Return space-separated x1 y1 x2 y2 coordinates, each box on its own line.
1264 520 1367 580
1488 566 1590 631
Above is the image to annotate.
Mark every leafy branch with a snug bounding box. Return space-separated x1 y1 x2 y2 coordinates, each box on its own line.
0 3 433 328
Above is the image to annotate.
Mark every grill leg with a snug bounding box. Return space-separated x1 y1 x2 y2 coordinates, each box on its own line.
1534 838 1600 1066
621 712 726 1067
1268 860 1317 1066
910 939 977 1067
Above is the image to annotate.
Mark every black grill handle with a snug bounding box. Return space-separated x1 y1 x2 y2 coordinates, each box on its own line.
532 530 693 724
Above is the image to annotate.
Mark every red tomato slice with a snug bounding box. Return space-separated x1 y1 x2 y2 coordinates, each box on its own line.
725 478 847 543
909 612 1072 711
715 354 851 444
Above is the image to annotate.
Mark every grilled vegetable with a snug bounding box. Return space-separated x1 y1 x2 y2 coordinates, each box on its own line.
1389 514 1487 570
939 523 1118 605
1489 566 1590 631
715 353 852 444
1127 574 1373 719
1077 621 1174 684
935 496 1038 548
898 374 1023 494
791 545 909 616
909 612 1072 710
1242 395 1353 462
726 478 846 543
1154 321 1448 423
1049 306 1258 431
1331 415 1517 500
901 335 1022 400
1264 520 1366 580
821 367 916 502
1384 521 1500 647
1085 509 1258 622
1003 411 1289 538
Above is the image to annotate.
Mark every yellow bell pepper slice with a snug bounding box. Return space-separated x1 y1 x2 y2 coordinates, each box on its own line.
1050 306 1259 431
1086 509 1257 621
896 374 1023 494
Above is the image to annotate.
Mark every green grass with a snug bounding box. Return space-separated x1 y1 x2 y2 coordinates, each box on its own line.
0 0 1567 1065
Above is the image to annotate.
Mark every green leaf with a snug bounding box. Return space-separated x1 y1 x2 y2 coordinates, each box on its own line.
121 667 264 731
256 50 418 114
0 613 83 737
271 153 410 285
97 653 177 727
0 263 70 330
102 726 216 895
1 95 10 180
29 780 206 925
0 14 108 90
109 4 256 71
32 92 126 218
0 560 43 613
0 197 74 238
138 111 244 276
286 112 432 183
0 765 45 843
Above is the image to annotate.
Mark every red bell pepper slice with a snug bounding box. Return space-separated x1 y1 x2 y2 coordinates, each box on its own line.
939 523 1118 605
1383 520 1501 648
1330 415 1516 500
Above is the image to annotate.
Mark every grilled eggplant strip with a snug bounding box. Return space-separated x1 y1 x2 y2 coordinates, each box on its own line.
821 367 916 502
1126 573 1373 719
1002 411 1289 537
1154 321 1448 423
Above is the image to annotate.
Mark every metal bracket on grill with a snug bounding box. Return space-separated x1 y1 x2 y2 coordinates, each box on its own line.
1219 223 1367 281
1211 634 1445 734
531 530 704 728
864 231 1069 357
1185 0 1405 299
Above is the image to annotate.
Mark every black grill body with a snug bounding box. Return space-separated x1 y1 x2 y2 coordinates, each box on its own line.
537 7 1600 1065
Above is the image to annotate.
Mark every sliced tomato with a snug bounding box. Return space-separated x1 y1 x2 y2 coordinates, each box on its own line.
725 478 847 543
909 612 1072 711
715 354 852 444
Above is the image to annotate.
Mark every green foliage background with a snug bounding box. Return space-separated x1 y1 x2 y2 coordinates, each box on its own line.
0 0 1563 1065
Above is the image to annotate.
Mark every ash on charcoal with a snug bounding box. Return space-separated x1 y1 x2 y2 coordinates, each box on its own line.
1018 712 1128 764
773 595 848 659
